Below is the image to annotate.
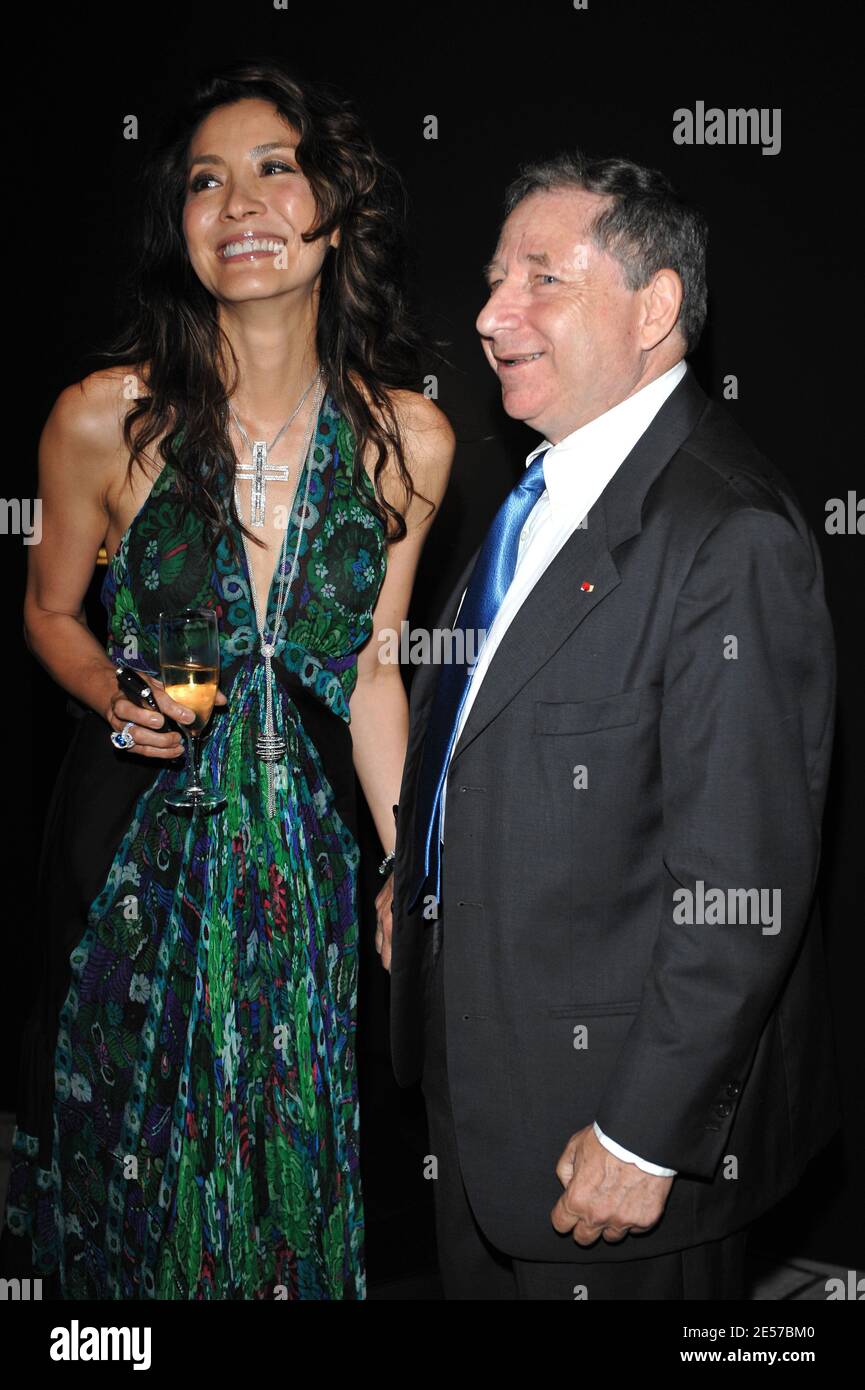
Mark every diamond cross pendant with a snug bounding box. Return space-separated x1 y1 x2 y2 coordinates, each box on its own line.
236 442 290 526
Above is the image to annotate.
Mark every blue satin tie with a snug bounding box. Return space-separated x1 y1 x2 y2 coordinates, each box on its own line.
408 451 549 911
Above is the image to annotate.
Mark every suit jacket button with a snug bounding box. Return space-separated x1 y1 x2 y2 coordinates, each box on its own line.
725 1082 740 1098
714 1101 733 1118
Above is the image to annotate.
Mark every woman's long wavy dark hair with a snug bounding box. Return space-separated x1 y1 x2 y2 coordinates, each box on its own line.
89 58 438 561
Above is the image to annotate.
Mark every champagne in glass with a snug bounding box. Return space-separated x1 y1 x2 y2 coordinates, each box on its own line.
159 609 226 811
160 662 219 735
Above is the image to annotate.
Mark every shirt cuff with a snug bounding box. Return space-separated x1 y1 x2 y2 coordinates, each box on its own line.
593 1121 677 1176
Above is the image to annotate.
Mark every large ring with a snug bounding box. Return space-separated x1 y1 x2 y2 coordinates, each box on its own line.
110 720 136 751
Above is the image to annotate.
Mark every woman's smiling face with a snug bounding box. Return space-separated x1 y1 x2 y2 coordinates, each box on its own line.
182 97 337 306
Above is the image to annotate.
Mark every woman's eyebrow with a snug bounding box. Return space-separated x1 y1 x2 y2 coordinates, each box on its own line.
188 142 294 169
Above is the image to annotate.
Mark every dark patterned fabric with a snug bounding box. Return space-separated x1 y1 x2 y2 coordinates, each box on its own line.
3 392 386 1298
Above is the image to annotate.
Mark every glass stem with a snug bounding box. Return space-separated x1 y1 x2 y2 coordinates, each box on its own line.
184 729 205 797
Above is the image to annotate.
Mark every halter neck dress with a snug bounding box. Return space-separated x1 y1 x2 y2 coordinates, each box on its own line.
1 390 387 1299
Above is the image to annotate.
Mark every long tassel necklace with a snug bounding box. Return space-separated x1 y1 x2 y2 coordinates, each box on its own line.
232 370 324 815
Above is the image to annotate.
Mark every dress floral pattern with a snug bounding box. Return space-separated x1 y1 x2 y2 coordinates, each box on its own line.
3 392 386 1298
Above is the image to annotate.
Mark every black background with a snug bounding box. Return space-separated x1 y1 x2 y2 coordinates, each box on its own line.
3 0 862 1288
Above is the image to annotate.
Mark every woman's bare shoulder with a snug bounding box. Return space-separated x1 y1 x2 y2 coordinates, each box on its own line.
348 376 455 502
42 365 158 515
45 364 149 458
387 386 455 446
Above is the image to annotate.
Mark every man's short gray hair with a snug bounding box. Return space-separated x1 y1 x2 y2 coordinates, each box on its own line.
503 152 708 354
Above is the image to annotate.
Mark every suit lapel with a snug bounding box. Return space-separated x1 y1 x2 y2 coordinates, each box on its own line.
407 549 479 711
450 507 616 761
449 365 709 762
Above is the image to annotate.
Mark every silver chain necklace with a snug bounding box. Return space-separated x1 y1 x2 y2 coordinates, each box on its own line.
233 370 324 815
229 369 318 527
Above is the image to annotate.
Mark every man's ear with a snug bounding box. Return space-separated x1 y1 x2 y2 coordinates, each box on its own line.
639 267 683 351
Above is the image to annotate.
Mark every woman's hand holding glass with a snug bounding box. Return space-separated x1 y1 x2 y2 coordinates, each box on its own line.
105 675 228 758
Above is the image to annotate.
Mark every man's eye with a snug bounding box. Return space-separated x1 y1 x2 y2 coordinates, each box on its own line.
261 160 295 175
536 274 558 285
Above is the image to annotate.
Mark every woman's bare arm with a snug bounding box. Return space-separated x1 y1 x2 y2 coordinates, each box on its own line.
24 373 135 718
350 390 455 855
24 372 221 753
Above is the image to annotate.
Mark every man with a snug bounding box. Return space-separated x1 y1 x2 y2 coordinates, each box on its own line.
376 152 840 1300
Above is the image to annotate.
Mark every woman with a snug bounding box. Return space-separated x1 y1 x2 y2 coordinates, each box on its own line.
1 59 453 1299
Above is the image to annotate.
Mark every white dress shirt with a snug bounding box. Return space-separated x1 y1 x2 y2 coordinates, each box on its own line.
440 359 688 1176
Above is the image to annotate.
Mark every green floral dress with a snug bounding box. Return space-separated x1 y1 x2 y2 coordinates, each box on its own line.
2 391 387 1298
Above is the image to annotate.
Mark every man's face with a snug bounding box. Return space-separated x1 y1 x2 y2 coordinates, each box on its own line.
476 188 649 443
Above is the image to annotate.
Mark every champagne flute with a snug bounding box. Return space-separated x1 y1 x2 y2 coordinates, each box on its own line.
159 608 226 811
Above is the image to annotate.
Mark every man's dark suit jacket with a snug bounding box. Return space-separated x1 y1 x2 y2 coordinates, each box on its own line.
389 364 841 1262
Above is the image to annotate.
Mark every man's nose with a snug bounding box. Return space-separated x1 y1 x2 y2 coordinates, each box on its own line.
476 287 522 339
